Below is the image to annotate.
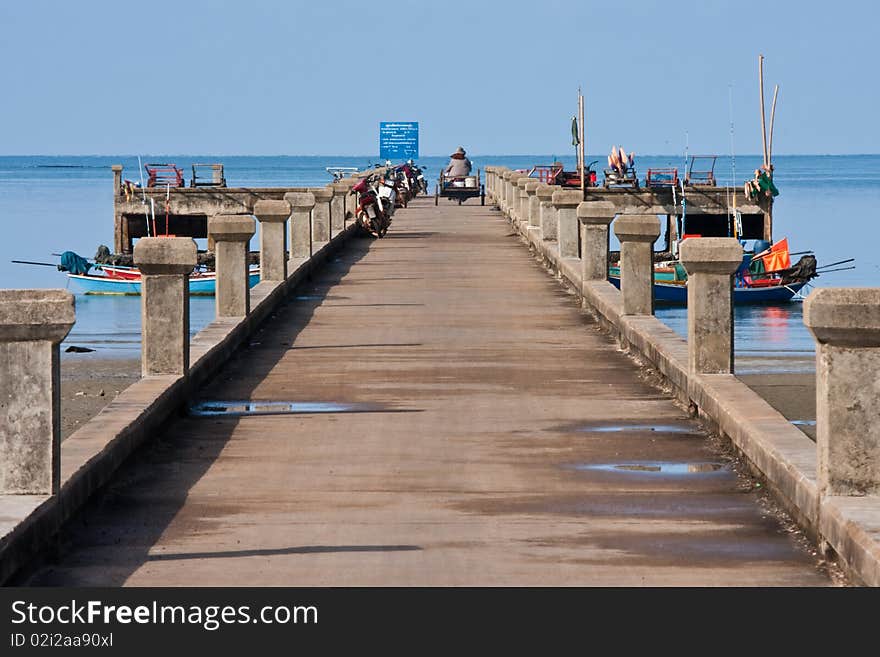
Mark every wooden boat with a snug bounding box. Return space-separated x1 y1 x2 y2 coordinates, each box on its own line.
607 239 816 306
68 267 260 296
607 273 807 305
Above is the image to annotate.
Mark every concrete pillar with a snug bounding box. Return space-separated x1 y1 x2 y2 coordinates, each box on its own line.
330 182 349 235
502 171 516 217
208 214 256 318
311 188 333 246
536 184 557 240
343 178 358 226
0 289 75 494
284 191 315 261
578 201 617 281
552 190 582 258
613 215 661 316
515 177 531 227
133 237 197 377
498 171 509 215
679 238 744 374
254 199 291 283
804 288 880 497
525 182 540 228
112 164 123 196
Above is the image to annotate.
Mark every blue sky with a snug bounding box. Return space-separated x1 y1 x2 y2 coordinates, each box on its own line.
0 0 873 155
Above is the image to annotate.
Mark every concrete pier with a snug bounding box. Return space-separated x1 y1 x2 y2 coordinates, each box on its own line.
552 190 582 259
804 288 880 497
312 188 333 246
0 290 74 494
254 200 291 282
578 201 617 282
22 198 828 587
679 238 743 374
133 237 197 377
613 214 661 316
208 214 256 318
285 191 314 261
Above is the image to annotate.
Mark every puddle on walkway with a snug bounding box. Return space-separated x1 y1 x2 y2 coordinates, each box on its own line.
790 420 816 427
572 461 727 476
574 423 696 434
189 400 396 417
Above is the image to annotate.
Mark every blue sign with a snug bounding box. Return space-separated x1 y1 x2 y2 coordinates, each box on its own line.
379 122 419 160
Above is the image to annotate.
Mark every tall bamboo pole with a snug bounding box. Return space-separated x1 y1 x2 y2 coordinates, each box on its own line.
578 91 585 192
768 84 779 166
759 54 768 168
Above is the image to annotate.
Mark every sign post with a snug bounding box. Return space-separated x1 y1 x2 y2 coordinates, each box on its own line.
379 122 419 161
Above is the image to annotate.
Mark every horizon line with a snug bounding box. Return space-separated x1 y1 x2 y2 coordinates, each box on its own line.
2 152 879 158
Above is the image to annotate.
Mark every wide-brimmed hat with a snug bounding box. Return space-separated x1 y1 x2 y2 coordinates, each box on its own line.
452 146 466 155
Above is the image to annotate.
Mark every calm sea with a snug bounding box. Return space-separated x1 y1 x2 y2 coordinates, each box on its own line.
1 154 877 370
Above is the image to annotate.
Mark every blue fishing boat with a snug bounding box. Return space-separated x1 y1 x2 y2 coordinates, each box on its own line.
607 274 807 305
67 269 261 296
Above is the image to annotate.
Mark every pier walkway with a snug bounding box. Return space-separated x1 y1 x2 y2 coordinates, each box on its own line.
25 198 828 586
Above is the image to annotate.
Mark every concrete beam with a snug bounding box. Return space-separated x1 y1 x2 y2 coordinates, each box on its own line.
0 290 75 494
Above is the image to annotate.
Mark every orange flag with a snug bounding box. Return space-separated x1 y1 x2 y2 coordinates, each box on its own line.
764 238 791 272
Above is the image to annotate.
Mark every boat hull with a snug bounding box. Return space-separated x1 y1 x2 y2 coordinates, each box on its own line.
68 272 261 296
607 275 806 305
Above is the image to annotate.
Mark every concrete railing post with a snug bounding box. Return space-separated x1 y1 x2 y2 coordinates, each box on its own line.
112 164 123 196
679 238 744 374
0 289 75 494
536 184 557 241
311 188 333 247
515 177 531 227
578 201 617 282
613 215 660 315
551 190 582 259
254 199 291 283
284 191 315 262
490 167 501 203
330 182 349 234
525 181 540 229
804 288 880 496
502 171 516 217
208 214 256 318
134 237 197 377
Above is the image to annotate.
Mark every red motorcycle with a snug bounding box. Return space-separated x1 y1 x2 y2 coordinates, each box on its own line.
351 174 391 238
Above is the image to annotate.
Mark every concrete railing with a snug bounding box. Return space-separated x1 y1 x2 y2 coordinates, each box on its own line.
494 171 880 586
0 180 371 583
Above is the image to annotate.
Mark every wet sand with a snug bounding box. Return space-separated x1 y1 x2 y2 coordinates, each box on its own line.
738 370 817 441
60 356 140 439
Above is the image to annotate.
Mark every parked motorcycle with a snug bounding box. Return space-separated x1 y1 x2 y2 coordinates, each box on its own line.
351 174 391 237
